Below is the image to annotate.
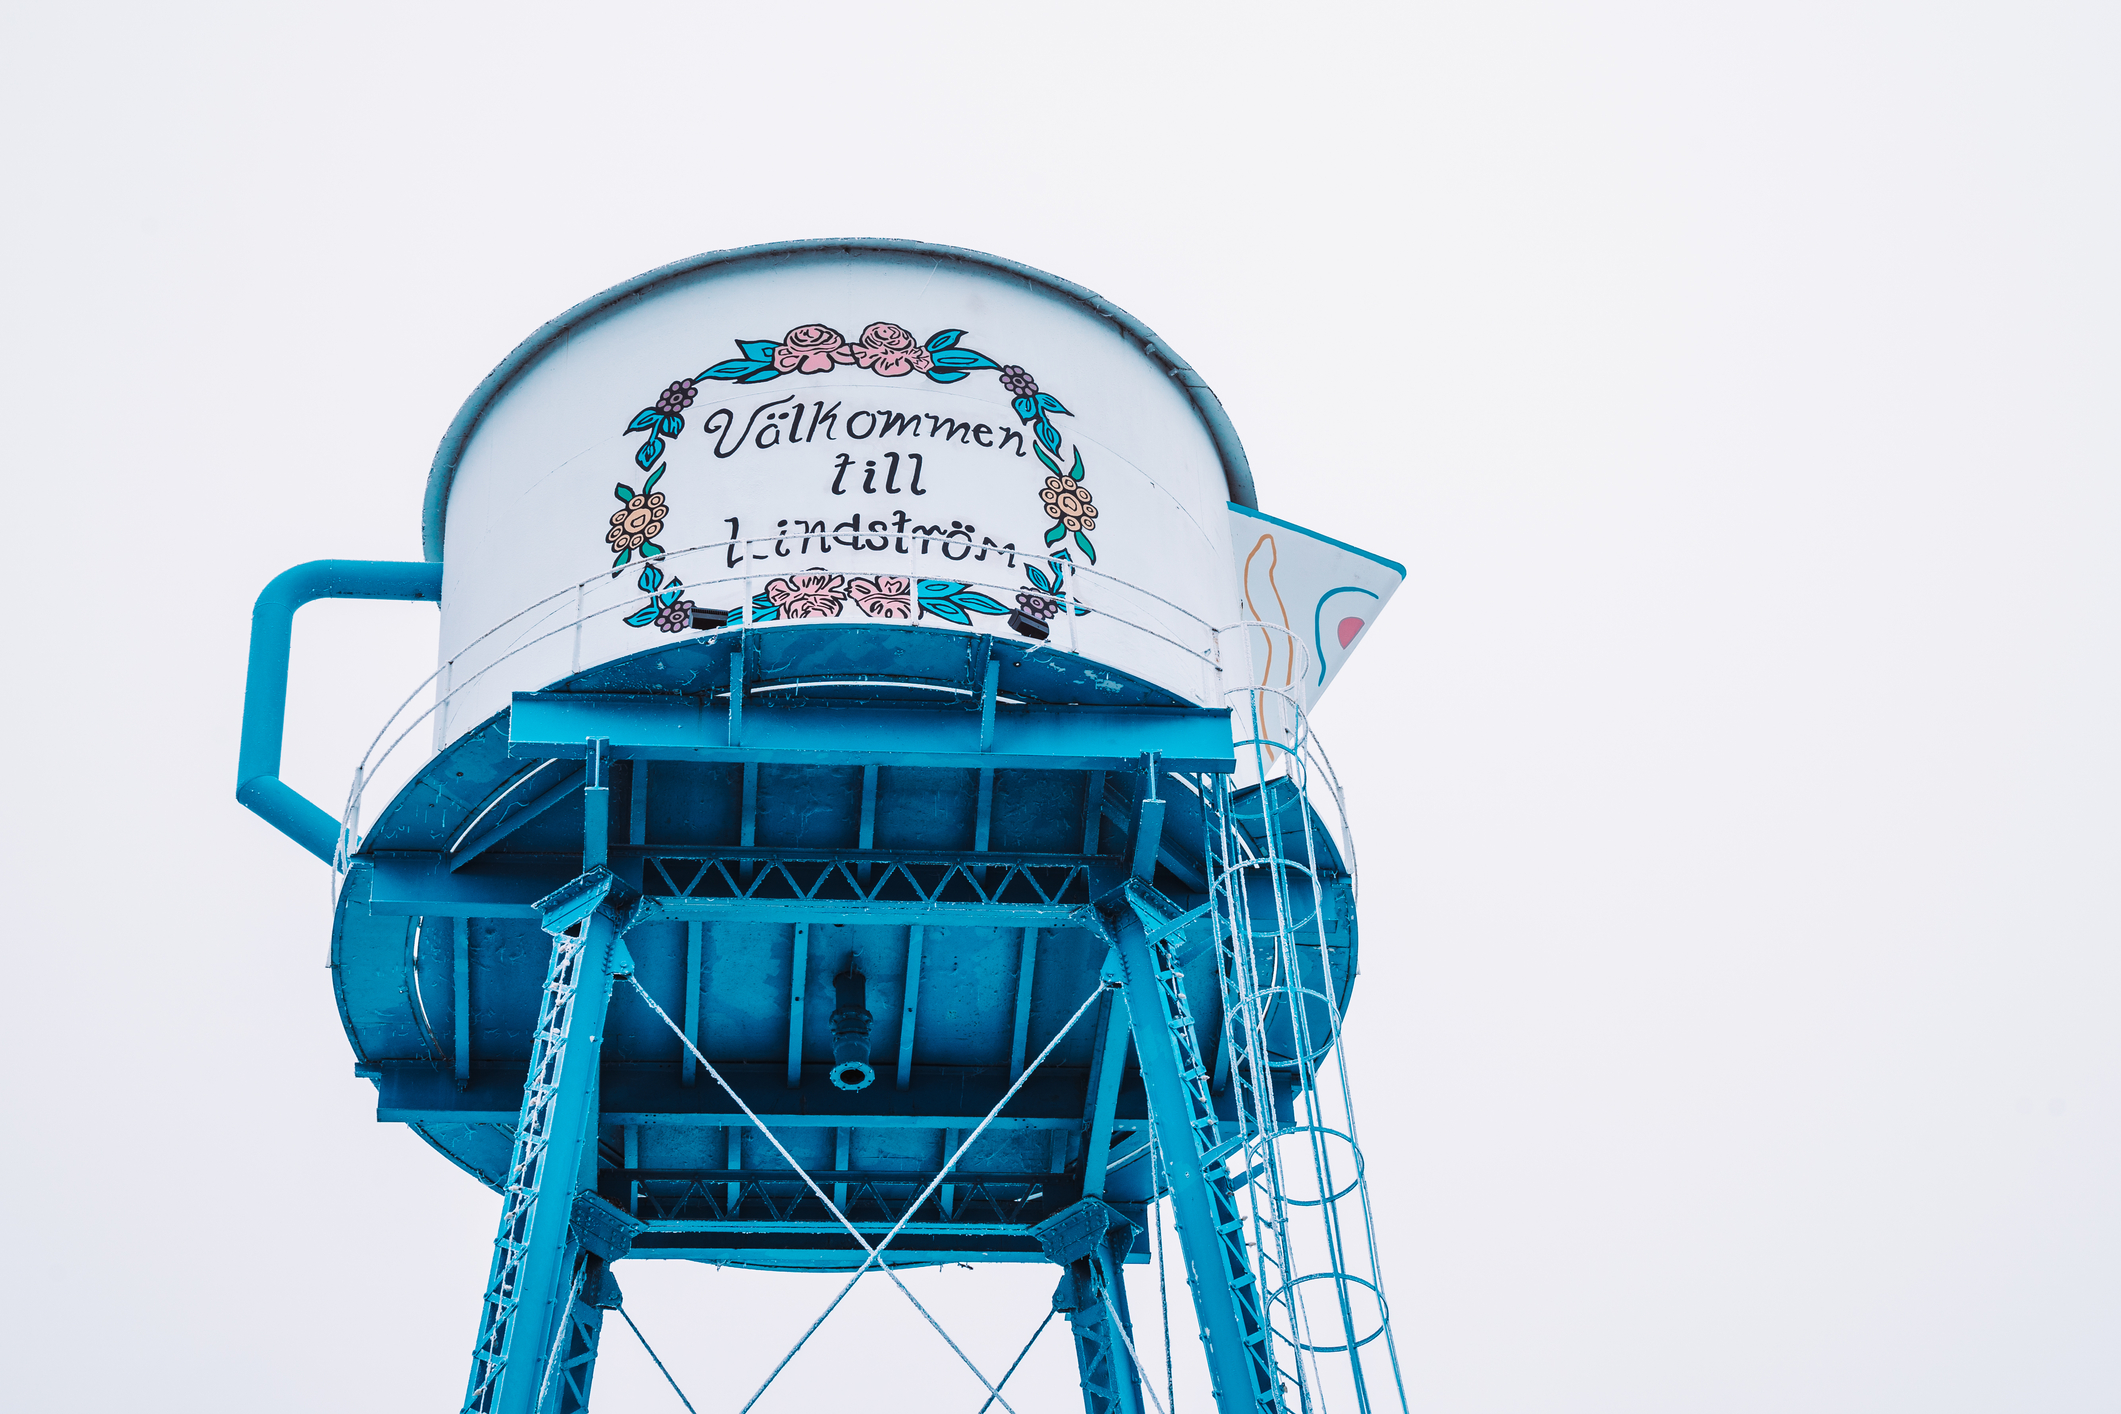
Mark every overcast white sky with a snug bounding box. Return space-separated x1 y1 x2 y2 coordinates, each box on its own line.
2 3 2115 1411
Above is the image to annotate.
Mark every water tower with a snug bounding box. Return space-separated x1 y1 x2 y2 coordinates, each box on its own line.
237 240 1408 1414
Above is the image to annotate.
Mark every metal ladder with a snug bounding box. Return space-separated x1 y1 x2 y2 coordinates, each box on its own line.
1119 882 1291 1414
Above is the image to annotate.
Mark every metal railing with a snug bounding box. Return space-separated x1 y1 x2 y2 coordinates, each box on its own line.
328 539 1326 894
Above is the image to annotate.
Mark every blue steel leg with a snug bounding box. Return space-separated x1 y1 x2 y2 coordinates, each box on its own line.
463 872 633 1414
1035 1199 1146 1414
1107 883 1286 1414
545 1255 623 1413
1056 1242 1146 1414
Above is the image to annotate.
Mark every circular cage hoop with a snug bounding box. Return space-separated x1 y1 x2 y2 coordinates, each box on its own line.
1230 737 1306 767
1228 981 1345 1068
1269 1270 1392 1355
1217 855 1321 883
828 1061 876 1092
1257 1123 1366 1207
1230 910 1326 941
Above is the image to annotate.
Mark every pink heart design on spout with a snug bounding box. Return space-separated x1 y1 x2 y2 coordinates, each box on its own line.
1337 616 1365 649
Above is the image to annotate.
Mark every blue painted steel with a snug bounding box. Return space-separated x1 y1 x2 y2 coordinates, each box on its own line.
280 603 1364 1408
420 240 1258 562
508 691 1238 775
1080 975 1133 1198
463 875 634 1414
237 559 442 861
541 1258 615 1414
331 626 1330 1279
1034 1198 1147 1414
1108 879 1286 1414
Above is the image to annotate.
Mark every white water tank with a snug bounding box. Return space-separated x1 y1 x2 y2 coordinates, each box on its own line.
426 241 1266 739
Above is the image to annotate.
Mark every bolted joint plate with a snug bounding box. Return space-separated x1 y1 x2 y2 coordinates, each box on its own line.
1094 876 1184 934
531 866 640 938
571 1191 644 1265
1030 1196 1137 1268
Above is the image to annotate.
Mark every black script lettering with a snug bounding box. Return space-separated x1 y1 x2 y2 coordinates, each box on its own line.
998 428 1026 457
891 509 911 552
725 517 744 569
830 453 853 494
973 423 993 447
846 409 876 439
980 537 1019 568
943 521 974 561
926 415 972 444
806 400 840 441
833 512 864 550
704 408 734 456
861 459 878 494
911 523 945 553
878 410 921 439
883 452 901 494
866 520 890 552
774 519 792 556
715 395 794 458
907 452 925 495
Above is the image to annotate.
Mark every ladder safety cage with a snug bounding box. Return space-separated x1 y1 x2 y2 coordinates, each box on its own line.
1201 684 1409 1414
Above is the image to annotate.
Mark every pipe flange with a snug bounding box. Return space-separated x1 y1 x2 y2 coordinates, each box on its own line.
829 1060 876 1092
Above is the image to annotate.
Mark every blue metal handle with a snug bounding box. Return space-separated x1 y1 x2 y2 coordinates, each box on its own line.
238 559 444 862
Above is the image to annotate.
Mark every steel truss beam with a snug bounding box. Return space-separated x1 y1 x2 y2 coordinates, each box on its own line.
366 848 1096 927
636 848 1092 914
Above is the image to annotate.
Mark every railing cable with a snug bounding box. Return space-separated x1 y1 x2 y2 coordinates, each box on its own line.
1102 1286 1170 1414
617 1306 699 1414
974 1310 1056 1414
624 973 1109 1414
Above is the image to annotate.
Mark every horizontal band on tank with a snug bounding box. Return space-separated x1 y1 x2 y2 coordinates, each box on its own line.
507 690 1238 775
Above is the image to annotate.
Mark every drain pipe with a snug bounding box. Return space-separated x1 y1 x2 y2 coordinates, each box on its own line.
829 953 876 1091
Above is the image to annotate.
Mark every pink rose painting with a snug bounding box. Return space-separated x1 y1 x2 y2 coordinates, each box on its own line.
847 575 915 620
771 324 855 375
765 571 847 619
850 322 934 378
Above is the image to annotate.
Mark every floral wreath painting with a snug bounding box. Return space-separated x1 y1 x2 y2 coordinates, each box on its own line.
604 321 1095 639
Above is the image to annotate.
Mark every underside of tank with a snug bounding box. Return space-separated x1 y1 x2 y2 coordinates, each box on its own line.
333 623 1355 1270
